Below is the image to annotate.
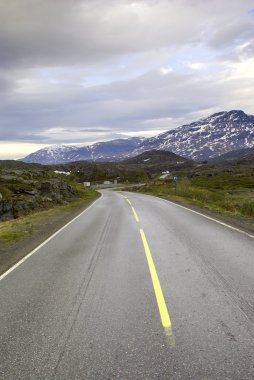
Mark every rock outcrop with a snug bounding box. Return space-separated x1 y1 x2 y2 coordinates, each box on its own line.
0 167 78 221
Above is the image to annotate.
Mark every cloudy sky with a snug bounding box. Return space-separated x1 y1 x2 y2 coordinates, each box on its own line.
0 0 254 159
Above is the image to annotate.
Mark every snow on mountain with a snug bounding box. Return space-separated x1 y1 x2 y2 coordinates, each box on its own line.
21 110 254 164
131 110 254 161
21 138 145 164
21 145 85 164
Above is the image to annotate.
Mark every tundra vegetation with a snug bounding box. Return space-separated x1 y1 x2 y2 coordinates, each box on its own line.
0 161 98 244
1 151 254 247
126 156 254 231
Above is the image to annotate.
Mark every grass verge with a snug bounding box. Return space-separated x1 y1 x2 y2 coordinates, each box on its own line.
126 175 254 233
0 188 100 275
0 188 98 243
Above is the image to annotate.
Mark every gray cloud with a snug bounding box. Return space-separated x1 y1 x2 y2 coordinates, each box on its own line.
0 0 253 154
209 23 252 48
1 66 253 144
0 0 252 68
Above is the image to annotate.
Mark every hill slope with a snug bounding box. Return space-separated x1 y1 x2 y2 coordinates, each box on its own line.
132 110 254 161
212 146 254 162
122 149 193 173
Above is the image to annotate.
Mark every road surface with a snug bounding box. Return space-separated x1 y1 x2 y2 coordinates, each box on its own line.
0 190 254 379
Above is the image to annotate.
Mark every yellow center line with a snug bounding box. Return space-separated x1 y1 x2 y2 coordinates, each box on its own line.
131 206 139 222
124 197 139 222
121 193 174 343
140 228 174 343
126 199 132 206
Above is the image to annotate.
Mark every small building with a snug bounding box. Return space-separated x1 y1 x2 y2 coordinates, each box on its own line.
83 182 91 187
103 181 112 185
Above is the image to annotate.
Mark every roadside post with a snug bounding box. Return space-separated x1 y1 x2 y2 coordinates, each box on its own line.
173 176 178 195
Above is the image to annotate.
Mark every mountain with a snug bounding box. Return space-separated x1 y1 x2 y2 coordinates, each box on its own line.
21 110 254 164
131 110 254 161
21 137 144 164
212 146 254 162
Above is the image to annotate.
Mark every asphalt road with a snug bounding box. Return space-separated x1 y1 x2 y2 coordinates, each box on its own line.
0 190 254 379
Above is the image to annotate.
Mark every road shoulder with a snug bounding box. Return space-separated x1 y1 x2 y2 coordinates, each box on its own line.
124 189 254 237
156 195 254 236
0 193 100 276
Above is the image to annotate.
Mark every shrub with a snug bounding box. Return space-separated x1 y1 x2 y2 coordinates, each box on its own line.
240 201 254 217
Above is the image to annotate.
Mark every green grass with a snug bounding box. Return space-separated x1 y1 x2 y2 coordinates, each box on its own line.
240 201 254 217
128 171 254 221
0 188 98 243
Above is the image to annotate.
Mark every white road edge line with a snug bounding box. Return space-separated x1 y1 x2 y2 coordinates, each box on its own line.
122 191 254 239
160 197 254 239
0 194 103 282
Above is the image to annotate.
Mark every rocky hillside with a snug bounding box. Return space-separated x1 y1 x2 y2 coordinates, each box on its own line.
0 159 150 220
0 161 78 221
